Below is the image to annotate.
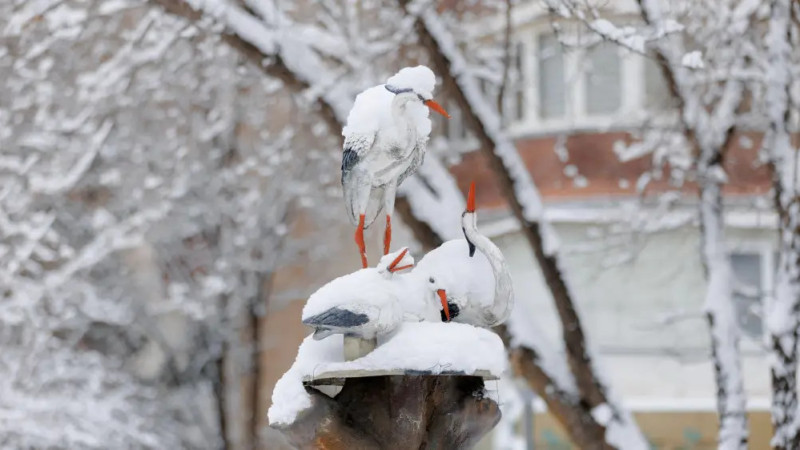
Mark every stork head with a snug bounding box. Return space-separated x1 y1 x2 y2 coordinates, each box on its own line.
425 274 456 322
385 84 450 118
384 66 449 118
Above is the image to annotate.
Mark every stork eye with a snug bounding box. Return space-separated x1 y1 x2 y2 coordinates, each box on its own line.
417 94 425 102
429 277 435 284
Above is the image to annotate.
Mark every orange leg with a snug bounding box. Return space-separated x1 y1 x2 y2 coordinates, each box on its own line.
383 214 392 255
355 214 368 268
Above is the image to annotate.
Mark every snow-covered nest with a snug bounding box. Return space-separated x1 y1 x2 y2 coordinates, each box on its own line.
268 321 506 427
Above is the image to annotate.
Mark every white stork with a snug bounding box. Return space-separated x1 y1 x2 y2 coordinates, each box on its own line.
342 66 450 268
414 182 514 327
302 183 513 354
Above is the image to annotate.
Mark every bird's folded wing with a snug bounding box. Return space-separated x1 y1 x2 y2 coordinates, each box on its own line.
342 132 376 164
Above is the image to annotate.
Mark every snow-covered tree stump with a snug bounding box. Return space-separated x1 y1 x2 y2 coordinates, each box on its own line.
269 322 506 449
275 374 499 449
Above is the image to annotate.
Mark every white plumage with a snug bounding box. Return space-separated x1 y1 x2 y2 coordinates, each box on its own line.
302 183 513 345
341 66 449 268
302 247 438 341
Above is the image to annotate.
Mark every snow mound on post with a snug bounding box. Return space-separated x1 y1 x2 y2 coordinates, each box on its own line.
268 321 506 427
267 333 341 427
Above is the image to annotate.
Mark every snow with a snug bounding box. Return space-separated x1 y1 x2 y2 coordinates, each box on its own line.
301 268 407 338
397 155 465 240
589 19 645 53
385 65 436 97
591 403 613 426
179 0 461 244
681 51 705 69
301 235 507 340
491 376 531 450
342 66 437 141
410 1 549 230
415 240 496 309
763 1 800 446
268 321 506 427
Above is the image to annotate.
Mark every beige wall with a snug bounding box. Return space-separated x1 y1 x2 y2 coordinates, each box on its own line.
476 410 773 449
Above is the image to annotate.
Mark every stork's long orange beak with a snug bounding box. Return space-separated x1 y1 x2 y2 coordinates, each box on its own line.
467 181 476 213
437 289 450 321
424 99 450 118
387 248 410 272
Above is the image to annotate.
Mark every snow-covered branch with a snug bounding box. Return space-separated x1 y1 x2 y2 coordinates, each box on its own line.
763 0 800 447
399 0 648 447
151 0 460 250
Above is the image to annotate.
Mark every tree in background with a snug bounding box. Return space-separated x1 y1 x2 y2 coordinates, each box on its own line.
152 0 648 447
545 0 800 447
2 1 344 446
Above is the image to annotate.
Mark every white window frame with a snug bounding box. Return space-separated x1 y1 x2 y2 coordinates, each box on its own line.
507 23 674 138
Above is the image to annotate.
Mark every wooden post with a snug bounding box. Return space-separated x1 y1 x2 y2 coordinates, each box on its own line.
272 375 501 449
343 336 377 361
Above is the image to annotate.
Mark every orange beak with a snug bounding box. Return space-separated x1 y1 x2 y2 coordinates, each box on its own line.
424 99 450 118
387 248 411 273
437 289 450 321
466 181 476 213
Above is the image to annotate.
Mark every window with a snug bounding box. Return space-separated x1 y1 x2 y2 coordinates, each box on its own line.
537 34 565 119
503 42 526 122
730 252 765 339
443 101 468 142
585 42 621 115
643 56 672 110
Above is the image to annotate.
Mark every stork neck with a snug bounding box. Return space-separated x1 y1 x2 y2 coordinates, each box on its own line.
391 95 416 146
461 211 514 326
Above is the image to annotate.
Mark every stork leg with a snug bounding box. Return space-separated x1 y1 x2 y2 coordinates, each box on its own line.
355 214 368 268
383 182 397 255
384 215 392 255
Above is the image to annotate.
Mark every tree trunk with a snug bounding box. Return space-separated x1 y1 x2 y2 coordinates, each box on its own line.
149 0 444 252
397 2 645 446
636 2 751 446
764 1 800 447
502 331 611 450
699 176 749 450
273 375 500 449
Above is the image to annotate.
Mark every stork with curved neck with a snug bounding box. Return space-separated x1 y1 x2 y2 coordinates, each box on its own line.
417 183 514 328
459 182 514 327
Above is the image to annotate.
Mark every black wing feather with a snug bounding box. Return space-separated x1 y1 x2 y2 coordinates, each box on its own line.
341 148 359 183
303 307 369 328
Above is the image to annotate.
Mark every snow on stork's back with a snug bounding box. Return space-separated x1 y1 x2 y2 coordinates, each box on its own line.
342 66 436 140
416 239 496 307
301 268 403 335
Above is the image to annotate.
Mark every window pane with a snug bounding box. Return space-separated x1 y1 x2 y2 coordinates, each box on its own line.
505 42 525 122
731 252 763 339
644 56 672 110
585 42 621 115
538 34 565 119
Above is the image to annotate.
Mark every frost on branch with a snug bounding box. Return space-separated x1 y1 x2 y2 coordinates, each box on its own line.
1 1 342 446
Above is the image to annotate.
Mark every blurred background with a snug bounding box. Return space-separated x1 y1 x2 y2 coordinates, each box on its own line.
2 0 795 449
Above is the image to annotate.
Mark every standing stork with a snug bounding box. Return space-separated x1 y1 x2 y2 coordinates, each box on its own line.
342 66 450 268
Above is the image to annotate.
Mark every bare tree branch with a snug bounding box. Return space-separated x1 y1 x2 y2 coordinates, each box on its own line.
150 0 443 251
397 0 647 446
